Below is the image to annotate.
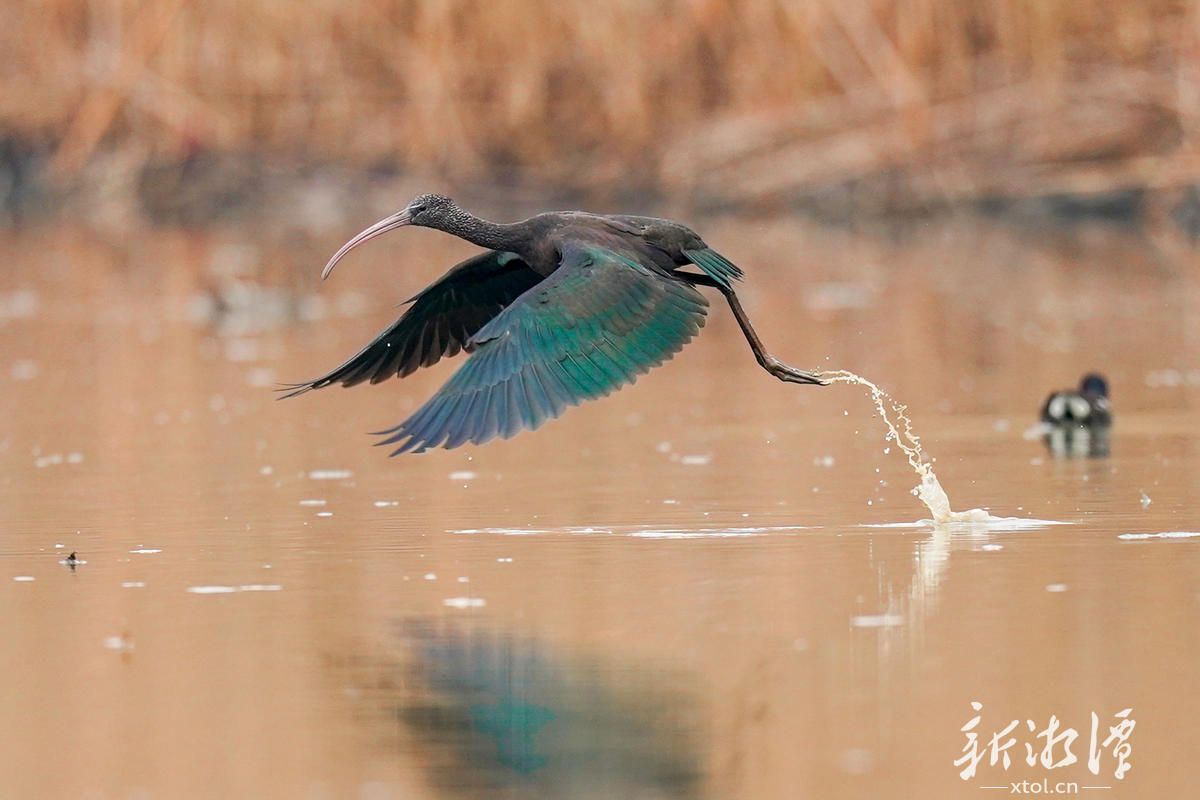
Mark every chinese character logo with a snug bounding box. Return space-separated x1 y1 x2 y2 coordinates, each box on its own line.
956 702 1134 782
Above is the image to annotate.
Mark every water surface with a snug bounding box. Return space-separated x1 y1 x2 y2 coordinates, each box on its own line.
1 218 1197 798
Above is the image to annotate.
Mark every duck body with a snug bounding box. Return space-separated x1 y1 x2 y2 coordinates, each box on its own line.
1040 373 1111 427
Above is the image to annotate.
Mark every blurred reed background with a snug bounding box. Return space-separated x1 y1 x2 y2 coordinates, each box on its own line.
3 0 1200 226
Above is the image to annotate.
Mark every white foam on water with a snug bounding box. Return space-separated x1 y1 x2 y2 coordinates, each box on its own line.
1118 531 1200 540
35 453 63 468
451 528 554 536
308 469 352 480
443 597 486 609
862 516 1064 531
187 584 281 594
851 614 905 628
819 370 1030 525
634 525 812 538
933 515 1066 531
629 529 766 539
454 524 812 538
103 635 134 652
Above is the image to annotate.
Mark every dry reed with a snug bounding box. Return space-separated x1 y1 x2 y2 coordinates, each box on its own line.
2 0 1197 203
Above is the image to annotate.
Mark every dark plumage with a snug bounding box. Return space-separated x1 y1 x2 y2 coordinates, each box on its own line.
283 194 825 454
1040 373 1111 427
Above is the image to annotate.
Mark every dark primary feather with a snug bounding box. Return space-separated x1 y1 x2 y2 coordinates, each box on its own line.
682 248 743 288
279 251 541 398
375 241 709 454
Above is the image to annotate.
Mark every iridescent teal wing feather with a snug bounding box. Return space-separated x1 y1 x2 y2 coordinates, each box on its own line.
280 251 542 397
376 242 709 453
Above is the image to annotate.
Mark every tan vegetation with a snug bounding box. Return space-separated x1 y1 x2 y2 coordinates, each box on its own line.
3 0 1199 204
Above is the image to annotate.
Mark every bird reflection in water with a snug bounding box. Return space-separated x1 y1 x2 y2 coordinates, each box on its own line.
1042 424 1111 458
341 619 705 799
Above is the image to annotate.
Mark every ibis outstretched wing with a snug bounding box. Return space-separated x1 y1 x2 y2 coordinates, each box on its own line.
280 250 542 397
376 242 708 454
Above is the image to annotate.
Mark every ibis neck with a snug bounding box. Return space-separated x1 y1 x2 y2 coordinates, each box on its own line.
439 209 525 253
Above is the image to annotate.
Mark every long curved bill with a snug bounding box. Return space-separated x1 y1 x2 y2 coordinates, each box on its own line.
321 209 412 279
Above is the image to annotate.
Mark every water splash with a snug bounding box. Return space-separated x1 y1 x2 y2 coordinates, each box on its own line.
819 370 989 524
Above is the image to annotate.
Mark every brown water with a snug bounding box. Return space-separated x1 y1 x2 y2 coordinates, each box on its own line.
1 218 1198 799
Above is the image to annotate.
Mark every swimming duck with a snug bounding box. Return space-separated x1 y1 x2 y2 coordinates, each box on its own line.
1040 373 1111 427
1038 373 1111 457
